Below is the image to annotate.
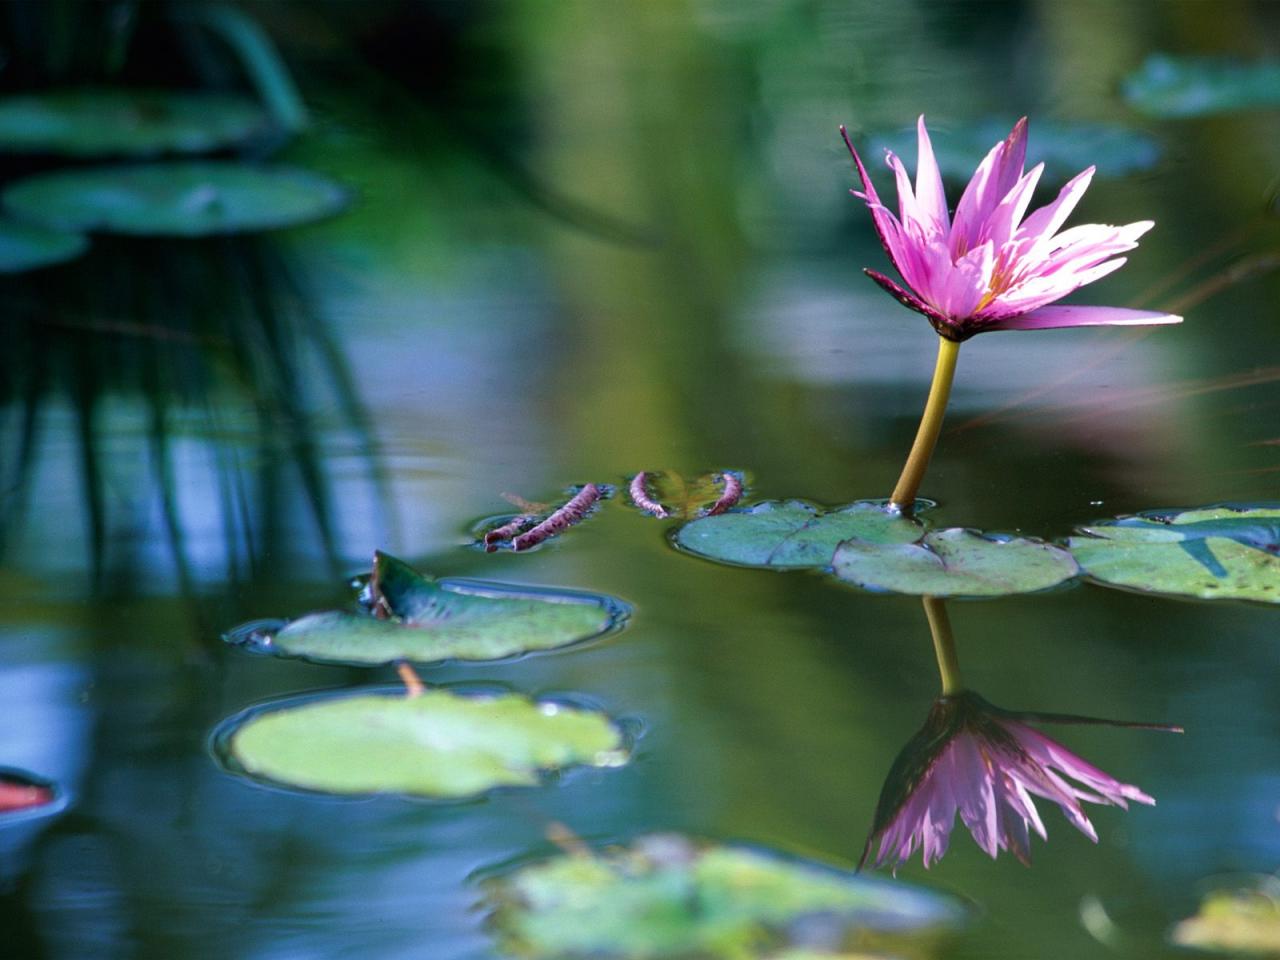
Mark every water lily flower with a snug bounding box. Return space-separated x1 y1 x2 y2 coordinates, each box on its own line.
840 117 1182 510
861 689 1178 870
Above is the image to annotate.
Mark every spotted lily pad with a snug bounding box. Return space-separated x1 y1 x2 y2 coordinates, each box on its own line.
0 218 87 273
1069 504 1280 603
1123 54 1280 117
3 162 347 236
485 834 965 959
675 500 925 569
831 528 1079 597
1171 883 1280 955
223 689 627 798
227 551 624 666
865 119 1159 181
0 89 270 156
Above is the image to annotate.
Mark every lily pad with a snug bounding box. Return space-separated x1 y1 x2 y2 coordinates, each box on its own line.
0 88 270 156
1069 504 1280 603
223 689 627 798
226 551 625 666
675 500 925 569
485 834 965 959
1172 883 1280 955
831 528 1079 597
865 119 1160 181
1123 54 1280 118
0 217 87 273
3 162 347 236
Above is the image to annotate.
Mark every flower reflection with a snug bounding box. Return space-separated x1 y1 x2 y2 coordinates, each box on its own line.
862 598 1182 870
861 690 1176 869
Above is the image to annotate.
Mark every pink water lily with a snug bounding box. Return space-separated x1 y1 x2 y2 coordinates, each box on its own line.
861 691 1178 870
842 116 1182 341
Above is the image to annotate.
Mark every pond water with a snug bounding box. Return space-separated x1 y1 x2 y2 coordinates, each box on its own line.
3 2 1280 958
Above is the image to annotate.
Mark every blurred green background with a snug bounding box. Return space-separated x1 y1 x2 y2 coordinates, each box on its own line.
2 1 1280 958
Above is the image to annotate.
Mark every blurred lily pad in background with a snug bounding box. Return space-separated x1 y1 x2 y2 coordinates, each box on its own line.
1069 504 1280 602
1123 53 1280 117
0 89 270 156
0 217 87 273
228 551 625 666
831 528 1080 598
3 162 347 236
485 834 965 959
1171 882 1280 955
223 689 627 798
863 119 1160 181
675 500 925 570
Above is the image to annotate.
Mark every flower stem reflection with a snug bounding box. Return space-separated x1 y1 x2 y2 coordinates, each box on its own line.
861 597 1182 870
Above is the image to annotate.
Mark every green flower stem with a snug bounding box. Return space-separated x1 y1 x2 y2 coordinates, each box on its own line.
890 336 960 512
923 595 964 695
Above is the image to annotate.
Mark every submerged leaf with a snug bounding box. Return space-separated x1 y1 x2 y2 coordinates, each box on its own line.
229 552 624 666
0 218 87 273
0 88 270 156
831 529 1079 597
486 834 965 959
1172 884 1280 955
1123 54 1280 117
3 163 347 236
225 689 626 798
675 500 925 569
1069 504 1280 602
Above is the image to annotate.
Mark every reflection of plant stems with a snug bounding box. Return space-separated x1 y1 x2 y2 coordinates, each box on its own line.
396 661 425 697
923 596 963 696
890 337 959 512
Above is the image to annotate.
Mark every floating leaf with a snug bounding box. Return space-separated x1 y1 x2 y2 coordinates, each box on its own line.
0 217 87 273
1123 54 1280 118
3 162 347 236
227 551 624 666
223 689 626 798
675 500 925 569
1069 504 1280 603
485 834 965 959
864 119 1160 181
831 528 1079 597
0 88 271 156
481 484 610 551
629 470 745 520
1172 884 1280 955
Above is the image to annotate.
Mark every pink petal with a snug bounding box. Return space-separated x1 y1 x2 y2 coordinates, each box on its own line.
981 162 1044 250
984 305 1183 332
864 269 953 330
913 116 950 235
1016 166 1096 247
952 117 1028 254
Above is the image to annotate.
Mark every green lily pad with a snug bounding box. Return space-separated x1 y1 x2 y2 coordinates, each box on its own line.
0 88 270 157
831 528 1079 597
485 834 965 959
224 689 627 798
1172 883 1280 955
865 119 1160 181
3 162 347 236
1069 504 1280 603
227 551 625 666
1123 54 1280 118
0 218 87 273
674 500 925 570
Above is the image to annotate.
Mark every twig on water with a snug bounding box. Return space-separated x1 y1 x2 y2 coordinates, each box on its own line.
705 472 743 516
512 484 602 551
483 515 538 551
628 471 670 518
396 661 426 698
